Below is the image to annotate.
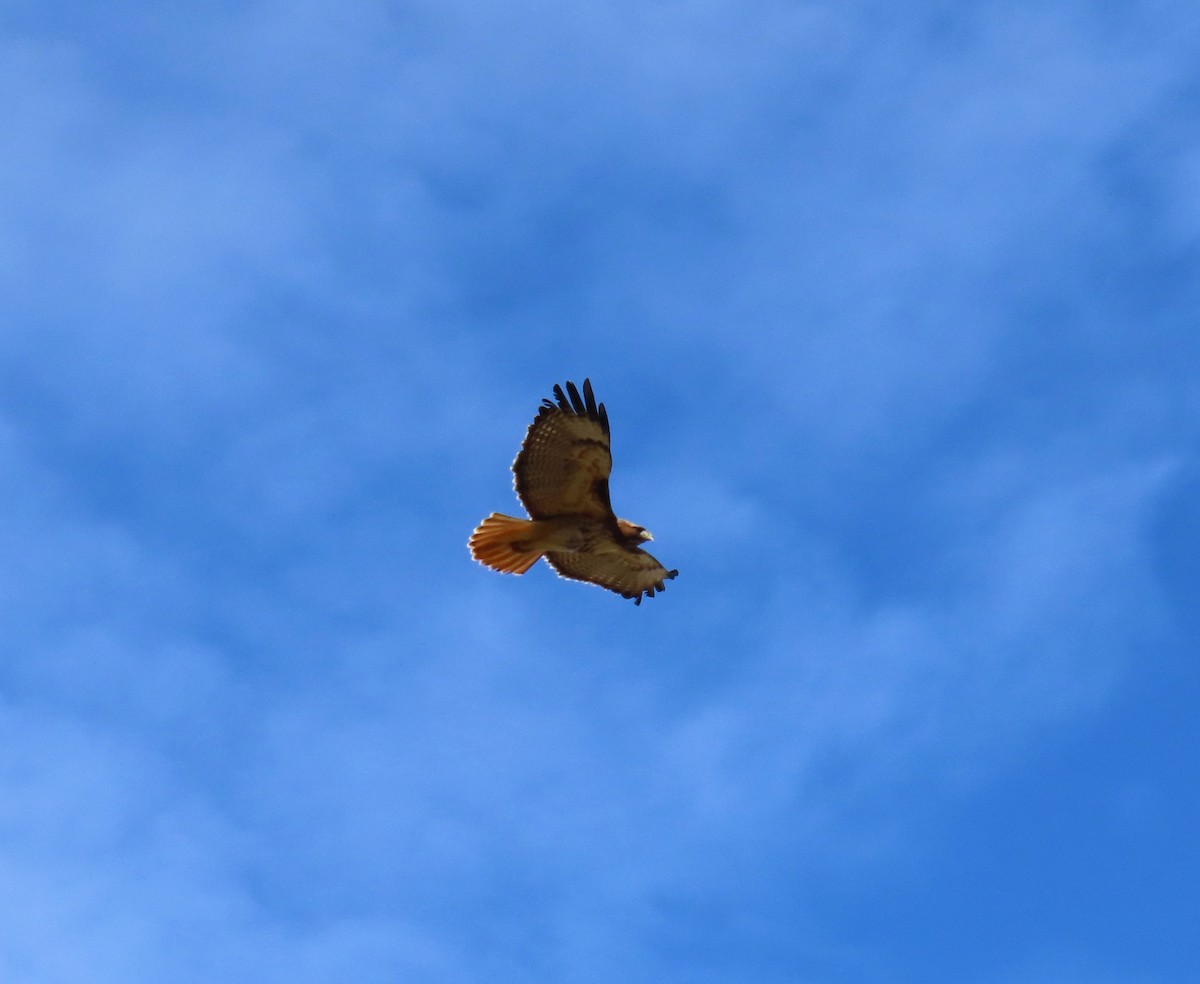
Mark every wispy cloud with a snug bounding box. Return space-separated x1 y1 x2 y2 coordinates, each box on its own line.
0 0 1196 981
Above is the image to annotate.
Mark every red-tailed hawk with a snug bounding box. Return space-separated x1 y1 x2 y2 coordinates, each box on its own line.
469 379 678 605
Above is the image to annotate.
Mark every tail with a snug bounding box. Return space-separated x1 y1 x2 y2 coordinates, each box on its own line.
468 513 543 575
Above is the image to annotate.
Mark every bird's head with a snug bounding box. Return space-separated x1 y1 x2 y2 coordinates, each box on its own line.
616 519 653 542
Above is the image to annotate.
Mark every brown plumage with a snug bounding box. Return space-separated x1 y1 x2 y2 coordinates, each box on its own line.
469 379 678 605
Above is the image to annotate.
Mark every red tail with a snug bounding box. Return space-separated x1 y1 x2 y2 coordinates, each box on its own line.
468 513 543 574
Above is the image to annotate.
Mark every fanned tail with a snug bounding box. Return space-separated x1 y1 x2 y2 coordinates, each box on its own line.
468 513 543 575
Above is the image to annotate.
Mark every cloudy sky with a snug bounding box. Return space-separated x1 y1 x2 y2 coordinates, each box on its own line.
2 1 1198 981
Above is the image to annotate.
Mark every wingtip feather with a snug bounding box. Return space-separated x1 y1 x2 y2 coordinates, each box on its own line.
565 380 585 415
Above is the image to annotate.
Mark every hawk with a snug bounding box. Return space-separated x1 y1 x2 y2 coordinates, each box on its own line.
469 379 678 605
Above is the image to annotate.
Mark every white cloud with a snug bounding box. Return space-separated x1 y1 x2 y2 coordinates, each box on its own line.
0 1 1196 980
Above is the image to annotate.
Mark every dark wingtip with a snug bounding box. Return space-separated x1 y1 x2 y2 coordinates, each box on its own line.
578 379 609 433
565 380 586 415
548 379 608 431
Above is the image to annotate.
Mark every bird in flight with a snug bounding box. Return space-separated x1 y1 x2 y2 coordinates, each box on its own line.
469 379 678 605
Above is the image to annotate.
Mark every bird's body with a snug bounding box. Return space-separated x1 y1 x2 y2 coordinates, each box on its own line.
469 379 677 604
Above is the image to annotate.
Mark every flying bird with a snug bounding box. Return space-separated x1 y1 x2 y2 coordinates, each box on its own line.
469 379 678 605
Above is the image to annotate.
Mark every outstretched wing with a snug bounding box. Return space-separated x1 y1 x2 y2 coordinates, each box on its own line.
514 379 614 520
544 546 679 605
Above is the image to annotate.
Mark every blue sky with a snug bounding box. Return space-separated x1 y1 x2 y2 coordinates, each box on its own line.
2 1 1198 981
